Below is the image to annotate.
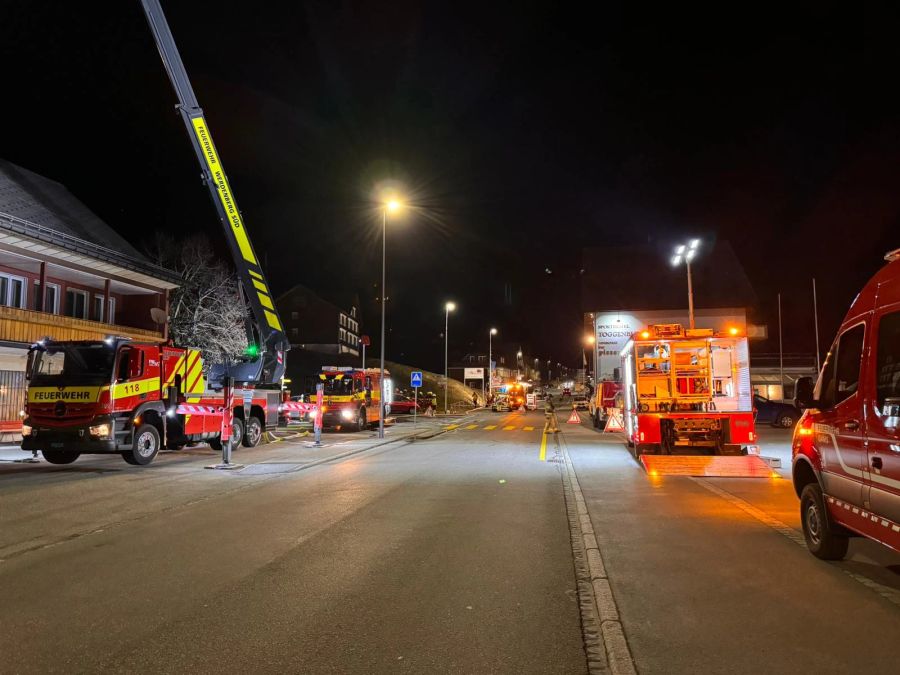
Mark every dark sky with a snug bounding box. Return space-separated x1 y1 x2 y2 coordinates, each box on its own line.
4 1 899 373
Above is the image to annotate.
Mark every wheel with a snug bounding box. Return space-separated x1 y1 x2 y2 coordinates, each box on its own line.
42 450 80 465
123 424 160 466
210 417 244 452
776 413 797 428
357 409 367 432
242 416 263 448
800 483 849 560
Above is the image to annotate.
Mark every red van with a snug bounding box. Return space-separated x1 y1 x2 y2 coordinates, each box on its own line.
793 248 900 559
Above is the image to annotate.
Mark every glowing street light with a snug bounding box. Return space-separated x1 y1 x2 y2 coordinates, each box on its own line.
671 239 701 329
444 301 456 413
378 197 404 439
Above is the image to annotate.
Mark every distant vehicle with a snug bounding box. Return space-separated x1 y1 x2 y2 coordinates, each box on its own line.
491 395 510 412
753 394 799 428
793 248 900 559
588 380 624 429
572 393 589 410
505 383 527 410
389 393 421 415
562 387 572 397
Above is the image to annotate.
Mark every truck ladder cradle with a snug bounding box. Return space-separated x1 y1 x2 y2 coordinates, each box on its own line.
139 0 289 386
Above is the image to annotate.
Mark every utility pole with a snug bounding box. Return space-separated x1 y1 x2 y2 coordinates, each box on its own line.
778 292 784 400
812 278 821 372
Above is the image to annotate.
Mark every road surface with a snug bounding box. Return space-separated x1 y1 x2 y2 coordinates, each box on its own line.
2 408 900 673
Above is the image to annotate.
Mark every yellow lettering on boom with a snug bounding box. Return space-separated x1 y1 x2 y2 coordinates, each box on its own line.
190 117 258 266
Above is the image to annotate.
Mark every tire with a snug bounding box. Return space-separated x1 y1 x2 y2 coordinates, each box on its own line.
123 424 160 466
242 416 263 448
42 450 80 465
800 483 849 560
357 409 367 432
211 417 244 452
776 413 797 429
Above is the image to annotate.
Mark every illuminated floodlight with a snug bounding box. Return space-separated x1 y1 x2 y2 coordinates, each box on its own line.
671 255 682 266
445 301 456 312
690 239 700 249
675 245 686 255
686 249 696 261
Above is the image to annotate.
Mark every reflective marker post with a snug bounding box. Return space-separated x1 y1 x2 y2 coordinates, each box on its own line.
313 383 323 446
207 376 243 470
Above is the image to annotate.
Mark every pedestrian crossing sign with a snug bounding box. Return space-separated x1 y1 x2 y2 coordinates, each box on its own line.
411 371 423 388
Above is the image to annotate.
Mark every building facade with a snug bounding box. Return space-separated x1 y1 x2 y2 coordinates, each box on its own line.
277 284 361 357
0 160 179 425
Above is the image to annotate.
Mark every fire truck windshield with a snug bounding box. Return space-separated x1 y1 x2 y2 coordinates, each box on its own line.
27 343 117 386
322 375 354 396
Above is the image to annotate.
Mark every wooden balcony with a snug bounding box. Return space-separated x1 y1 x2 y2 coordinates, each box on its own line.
0 305 162 344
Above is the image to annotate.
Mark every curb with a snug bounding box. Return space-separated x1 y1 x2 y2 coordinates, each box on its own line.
554 430 637 675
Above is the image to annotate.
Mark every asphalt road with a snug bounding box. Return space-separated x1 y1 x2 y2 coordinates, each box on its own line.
0 411 586 674
3 407 900 674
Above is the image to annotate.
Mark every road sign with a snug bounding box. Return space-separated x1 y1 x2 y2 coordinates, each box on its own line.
567 408 581 424
360 335 371 346
411 371 423 388
464 367 484 379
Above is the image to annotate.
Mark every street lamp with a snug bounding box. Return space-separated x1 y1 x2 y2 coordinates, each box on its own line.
378 198 403 439
671 239 700 329
488 328 497 399
516 349 523 381
444 301 456 413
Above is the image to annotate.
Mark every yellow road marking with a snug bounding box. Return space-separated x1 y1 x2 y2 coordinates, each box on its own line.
539 431 548 461
445 424 460 430
524 426 535 431
503 425 516 431
465 424 478 430
484 425 497 430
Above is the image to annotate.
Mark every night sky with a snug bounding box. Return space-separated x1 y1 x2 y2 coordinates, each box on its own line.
4 1 899 373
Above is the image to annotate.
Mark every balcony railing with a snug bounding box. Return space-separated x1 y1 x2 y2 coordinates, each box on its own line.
0 305 162 344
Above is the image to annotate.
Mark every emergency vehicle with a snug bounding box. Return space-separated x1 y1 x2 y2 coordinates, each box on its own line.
315 367 392 431
792 248 900 558
621 323 756 455
588 380 624 429
20 0 307 465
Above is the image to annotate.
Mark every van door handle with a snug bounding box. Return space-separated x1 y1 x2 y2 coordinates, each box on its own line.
872 456 883 470
845 419 860 431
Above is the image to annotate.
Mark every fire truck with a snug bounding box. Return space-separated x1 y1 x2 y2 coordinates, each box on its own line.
315 367 392 431
20 0 303 466
620 323 757 456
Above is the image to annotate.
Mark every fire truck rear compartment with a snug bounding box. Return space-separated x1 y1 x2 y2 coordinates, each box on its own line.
657 417 743 455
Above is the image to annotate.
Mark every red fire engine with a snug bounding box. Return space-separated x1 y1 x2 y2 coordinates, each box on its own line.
20 1 306 466
314 367 392 431
621 323 757 456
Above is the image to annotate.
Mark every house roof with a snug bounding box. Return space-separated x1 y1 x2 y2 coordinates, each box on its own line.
0 159 179 285
581 240 757 312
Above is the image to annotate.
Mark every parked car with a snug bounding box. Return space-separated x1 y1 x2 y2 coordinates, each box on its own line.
572 393 589 410
792 248 900 559
753 394 800 428
389 393 420 415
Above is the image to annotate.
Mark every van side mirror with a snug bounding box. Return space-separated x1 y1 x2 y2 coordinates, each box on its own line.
795 376 815 409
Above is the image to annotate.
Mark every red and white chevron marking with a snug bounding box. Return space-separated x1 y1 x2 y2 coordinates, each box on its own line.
279 401 317 414
175 404 225 416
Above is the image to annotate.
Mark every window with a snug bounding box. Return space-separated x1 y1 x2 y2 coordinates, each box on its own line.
65 289 89 319
339 328 347 342
0 273 26 308
291 311 299 320
819 323 865 408
291 327 298 337
93 295 105 322
876 311 900 406
32 281 60 314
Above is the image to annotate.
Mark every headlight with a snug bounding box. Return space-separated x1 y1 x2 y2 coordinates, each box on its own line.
21 424 33 436
89 423 111 438
340 408 354 420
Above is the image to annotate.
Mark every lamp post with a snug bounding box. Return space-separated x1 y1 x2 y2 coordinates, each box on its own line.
516 349 523 381
444 301 456 413
378 199 402 439
488 328 497 400
671 239 700 329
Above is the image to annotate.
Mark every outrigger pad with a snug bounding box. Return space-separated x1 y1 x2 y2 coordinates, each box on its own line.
640 454 776 478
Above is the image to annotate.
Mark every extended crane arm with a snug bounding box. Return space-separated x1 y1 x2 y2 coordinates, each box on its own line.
139 0 288 386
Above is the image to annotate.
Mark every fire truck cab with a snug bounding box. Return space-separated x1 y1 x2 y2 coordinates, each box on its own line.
317 367 392 432
621 323 756 456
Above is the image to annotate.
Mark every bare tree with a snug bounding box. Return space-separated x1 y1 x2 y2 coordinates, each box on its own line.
149 234 248 366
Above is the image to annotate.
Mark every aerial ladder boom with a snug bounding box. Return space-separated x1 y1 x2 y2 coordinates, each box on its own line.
139 0 289 386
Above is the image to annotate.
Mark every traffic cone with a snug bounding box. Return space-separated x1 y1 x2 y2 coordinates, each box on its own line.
567 408 581 424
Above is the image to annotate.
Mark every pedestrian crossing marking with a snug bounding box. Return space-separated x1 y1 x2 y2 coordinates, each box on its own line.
503 425 516 431
523 426 534 431
465 424 478 429
484 425 498 430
